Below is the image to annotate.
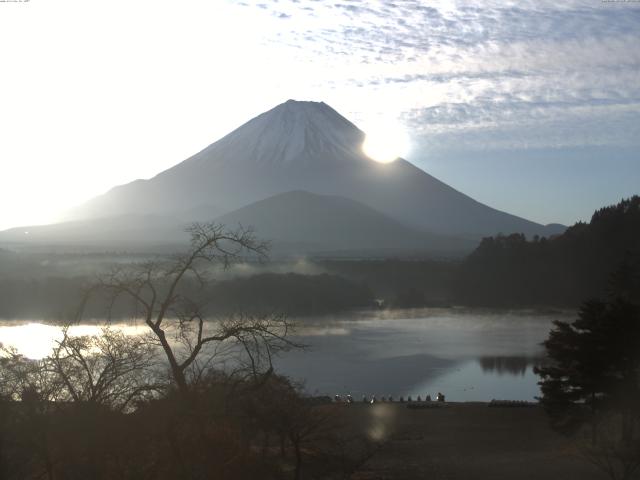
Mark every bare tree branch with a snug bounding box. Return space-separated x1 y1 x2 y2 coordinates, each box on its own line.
77 222 294 394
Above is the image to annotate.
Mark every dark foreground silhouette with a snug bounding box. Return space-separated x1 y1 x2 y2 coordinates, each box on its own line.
0 373 380 480
0 386 612 480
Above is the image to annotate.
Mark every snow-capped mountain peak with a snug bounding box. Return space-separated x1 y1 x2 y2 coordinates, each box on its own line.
187 99 366 168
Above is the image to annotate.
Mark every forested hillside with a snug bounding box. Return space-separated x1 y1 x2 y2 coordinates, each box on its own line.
455 196 640 306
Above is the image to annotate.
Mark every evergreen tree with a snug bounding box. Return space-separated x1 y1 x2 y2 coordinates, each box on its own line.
535 298 640 438
537 258 640 440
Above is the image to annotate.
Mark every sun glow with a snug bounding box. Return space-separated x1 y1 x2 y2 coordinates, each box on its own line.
361 121 410 164
0 323 147 360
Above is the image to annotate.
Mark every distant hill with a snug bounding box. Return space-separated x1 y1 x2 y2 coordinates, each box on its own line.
214 190 474 256
455 196 640 306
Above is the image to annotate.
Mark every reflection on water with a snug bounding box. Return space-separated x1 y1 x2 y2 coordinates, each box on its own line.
409 360 542 402
477 356 545 376
0 308 570 401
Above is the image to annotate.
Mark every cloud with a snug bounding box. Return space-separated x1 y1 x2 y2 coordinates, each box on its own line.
404 99 640 150
231 0 640 149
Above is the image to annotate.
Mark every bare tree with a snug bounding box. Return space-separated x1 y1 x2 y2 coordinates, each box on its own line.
84 222 299 393
0 346 61 404
1 327 158 413
49 327 160 412
1 330 161 479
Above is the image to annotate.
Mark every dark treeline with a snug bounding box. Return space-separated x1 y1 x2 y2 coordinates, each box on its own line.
210 272 372 315
0 272 374 320
0 276 87 321
321 196 639 308
0 257 459 319
320 259 458 307
455 196 640 307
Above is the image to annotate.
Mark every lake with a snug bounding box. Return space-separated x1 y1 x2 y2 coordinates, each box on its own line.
0 308 572 401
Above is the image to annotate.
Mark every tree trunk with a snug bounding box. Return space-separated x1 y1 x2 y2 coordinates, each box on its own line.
280 434 286 458
152 325 188 393
262 432 270 460
621 409 633 444
293 436 302 480
44 454 54 480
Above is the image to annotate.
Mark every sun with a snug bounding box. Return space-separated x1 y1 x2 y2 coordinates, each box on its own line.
361 121 410 163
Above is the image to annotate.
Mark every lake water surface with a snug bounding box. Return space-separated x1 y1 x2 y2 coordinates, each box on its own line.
275 308 571 401
0 308 573 401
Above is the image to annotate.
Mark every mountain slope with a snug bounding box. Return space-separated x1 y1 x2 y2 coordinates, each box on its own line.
69 99 561 239
0 214 189 249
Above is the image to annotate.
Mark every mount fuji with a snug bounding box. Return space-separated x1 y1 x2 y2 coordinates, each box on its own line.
1 100 563 254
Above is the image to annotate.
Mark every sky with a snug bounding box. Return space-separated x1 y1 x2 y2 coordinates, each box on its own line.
1 0 639 231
